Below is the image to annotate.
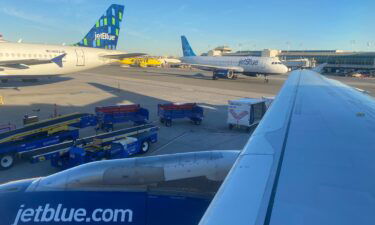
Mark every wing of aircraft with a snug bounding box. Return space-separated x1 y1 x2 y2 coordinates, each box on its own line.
199 69 375 225
182 63 244 73
101 53 147 60
0 53 66 69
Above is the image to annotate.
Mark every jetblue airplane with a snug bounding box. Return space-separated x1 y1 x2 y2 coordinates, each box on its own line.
0 4 143 76
180 35 288 80
1 67 374 225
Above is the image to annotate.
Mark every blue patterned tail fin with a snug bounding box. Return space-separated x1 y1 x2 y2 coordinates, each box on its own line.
181 35 196 57
76 4 124 50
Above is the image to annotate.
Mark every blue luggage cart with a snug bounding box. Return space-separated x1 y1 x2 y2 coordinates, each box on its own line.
95 104 149 131
158 103 204 127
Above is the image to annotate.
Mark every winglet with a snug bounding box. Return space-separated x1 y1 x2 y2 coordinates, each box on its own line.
51 53 67 68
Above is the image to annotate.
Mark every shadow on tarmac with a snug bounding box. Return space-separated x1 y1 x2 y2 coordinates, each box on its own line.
0 76 73 89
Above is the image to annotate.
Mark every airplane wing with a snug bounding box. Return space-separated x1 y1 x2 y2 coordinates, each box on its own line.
0 53 66 69
101 53 147 60
182 63 244 73
199 69 375 225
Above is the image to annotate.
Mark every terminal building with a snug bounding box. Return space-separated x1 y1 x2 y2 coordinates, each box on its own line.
220 49 375 75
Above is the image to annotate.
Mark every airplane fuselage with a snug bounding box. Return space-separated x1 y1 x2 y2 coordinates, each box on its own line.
181 56 288 75
0 42 125 76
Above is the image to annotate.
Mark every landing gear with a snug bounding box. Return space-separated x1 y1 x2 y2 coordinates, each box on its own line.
264 75 269 83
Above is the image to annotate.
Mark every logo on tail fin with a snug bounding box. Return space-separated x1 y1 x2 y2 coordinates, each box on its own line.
76 4 124 50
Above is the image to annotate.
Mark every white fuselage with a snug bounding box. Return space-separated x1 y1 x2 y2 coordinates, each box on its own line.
0 42 125 76
181 56 288 75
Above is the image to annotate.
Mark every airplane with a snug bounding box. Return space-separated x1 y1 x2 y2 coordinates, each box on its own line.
180 35 288 80
1 67 374 225
0 4 144 77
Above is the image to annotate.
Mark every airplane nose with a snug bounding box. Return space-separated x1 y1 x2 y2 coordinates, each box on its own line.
281 65 288 74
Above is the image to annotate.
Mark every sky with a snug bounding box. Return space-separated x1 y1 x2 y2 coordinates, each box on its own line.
0 0 372 56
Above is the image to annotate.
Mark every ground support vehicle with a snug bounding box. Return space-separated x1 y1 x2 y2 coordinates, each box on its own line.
22 124 158 169
95 104 149 131
227 98 270 131
0 129 79 170
158 103 204 127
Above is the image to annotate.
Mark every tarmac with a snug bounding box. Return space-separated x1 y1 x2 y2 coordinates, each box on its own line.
0 65 374 184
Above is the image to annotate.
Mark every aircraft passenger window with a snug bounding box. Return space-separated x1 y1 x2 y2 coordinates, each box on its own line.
5 53 9 57
38 54 42 58
28 54 32 58
0 53 2 57
17 53 20 57
23 54 26 58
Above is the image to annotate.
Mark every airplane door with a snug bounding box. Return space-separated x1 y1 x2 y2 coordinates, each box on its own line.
75 49 85 66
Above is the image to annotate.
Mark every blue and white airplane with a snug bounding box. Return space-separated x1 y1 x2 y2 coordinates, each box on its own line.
180 35 288 80
0 4 144 76
1 68 374 225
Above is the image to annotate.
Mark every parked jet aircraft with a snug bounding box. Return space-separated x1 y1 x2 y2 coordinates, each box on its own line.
180 35 288 80
1 67 374 225
0 4 144 76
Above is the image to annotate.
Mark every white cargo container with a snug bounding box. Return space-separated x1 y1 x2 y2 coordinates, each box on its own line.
227 98 270 130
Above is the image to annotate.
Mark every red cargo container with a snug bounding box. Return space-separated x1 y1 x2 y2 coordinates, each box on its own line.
95 104 140 114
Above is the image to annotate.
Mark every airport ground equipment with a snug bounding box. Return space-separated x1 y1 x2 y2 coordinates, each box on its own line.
23 124 158 169
120 57 162 68
0 123 15 134
23 115 39 125
95 104 149 131
0 113 96 144
0 113 97 169
0 129 79 170
227 98 269 131
158 103 204 127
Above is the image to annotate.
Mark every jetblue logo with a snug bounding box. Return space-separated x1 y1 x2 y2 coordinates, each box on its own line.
239 58 259 66
12 204 133 224
95 33 116 41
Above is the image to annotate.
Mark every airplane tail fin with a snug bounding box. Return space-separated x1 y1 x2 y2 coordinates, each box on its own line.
181 35 196 57
75 4 124 50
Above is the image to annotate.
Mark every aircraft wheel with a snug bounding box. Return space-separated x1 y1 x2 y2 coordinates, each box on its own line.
0 154 15 170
